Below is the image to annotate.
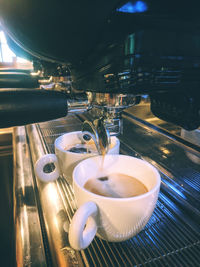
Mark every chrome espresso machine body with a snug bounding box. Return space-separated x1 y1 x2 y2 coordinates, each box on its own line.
0 0 200 132
0 1 200 267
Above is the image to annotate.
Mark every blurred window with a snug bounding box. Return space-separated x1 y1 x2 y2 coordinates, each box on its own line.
0 31 30 64
0 31 16 62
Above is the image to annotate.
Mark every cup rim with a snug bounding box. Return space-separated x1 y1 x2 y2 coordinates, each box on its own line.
73 154 161 202
55 131 119 155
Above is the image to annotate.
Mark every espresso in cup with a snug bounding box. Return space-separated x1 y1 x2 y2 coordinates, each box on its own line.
64 139 115 154
65 143 97 154
84 173 148 198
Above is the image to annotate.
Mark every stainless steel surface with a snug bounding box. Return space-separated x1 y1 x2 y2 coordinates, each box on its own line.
126 103 182 137
27 111 200 266
87 92 138 108
13 126 47 267
125 103 200 158
26 121 84 267
67 94 92 114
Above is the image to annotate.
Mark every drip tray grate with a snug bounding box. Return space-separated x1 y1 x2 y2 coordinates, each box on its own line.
56 177 200 267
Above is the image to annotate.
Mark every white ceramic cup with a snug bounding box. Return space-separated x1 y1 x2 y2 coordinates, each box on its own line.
69 154 161 250
34 131 120 183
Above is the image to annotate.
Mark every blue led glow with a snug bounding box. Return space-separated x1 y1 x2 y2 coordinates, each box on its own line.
117 1 148 13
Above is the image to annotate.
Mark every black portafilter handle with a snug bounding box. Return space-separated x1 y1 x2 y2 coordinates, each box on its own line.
0 89 68 128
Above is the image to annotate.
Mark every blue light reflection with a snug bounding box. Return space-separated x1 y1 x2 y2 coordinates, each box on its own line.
117 1 148 14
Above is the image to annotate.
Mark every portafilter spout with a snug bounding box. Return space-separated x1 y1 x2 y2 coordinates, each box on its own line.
82 118 111 155
87 92 141 136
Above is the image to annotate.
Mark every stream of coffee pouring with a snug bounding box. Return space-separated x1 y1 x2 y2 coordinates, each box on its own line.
82 118 111 156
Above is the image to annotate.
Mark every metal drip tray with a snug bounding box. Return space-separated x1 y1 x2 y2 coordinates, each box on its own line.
14 112 200 266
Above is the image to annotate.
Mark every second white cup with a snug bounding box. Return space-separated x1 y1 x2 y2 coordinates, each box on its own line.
35 131 120 183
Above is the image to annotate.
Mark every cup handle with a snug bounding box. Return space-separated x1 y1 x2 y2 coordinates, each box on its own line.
69 201 98 250
35 154 60 182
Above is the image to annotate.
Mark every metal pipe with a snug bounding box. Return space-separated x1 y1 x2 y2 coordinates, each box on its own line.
26 124 84 267
13 126 47 267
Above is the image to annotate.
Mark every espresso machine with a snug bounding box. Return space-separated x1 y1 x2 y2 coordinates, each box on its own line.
1 0 200 133
0 1 200 266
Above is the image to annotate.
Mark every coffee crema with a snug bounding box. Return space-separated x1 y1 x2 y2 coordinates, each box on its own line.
64 143 98 154
84 173 148 198
64 141 115 154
